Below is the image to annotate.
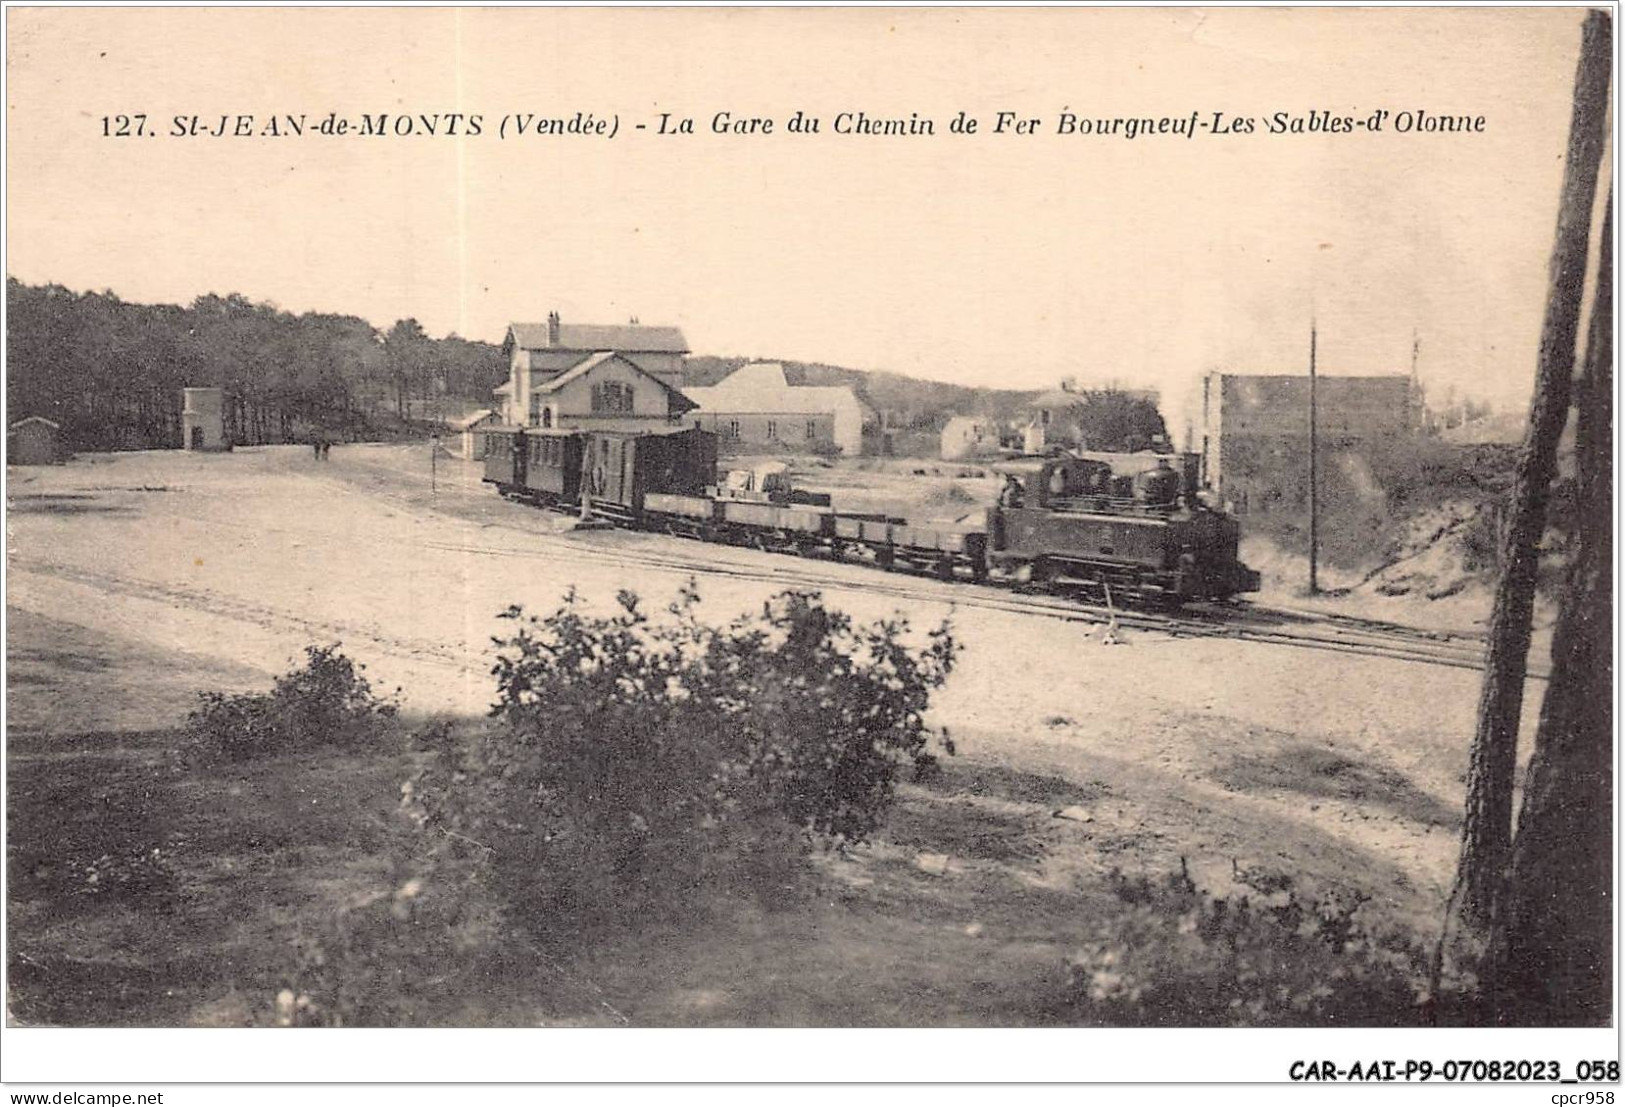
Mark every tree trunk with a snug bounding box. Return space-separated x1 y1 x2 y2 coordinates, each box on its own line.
1448 8 1611 932
1484 192 1613 1025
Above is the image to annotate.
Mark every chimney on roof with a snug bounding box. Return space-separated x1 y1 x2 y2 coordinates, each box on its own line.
629 315 639 325
547 311 560 345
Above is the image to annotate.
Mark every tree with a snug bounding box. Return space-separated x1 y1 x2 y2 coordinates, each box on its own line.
1053 389 1168 452
384 318 429 419
6 279 509 452
1481 192 1612 1025
1445 8 1611 940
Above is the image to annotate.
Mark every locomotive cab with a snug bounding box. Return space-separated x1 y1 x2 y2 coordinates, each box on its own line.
1134 458 1182 507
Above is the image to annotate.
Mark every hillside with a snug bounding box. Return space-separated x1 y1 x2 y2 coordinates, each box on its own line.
683 355 1039 434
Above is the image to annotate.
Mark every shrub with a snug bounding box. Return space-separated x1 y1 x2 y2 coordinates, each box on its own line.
1056 865 1432 1026
186 644 399 760
410 583 957 937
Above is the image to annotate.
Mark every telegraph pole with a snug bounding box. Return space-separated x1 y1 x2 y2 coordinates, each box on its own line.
1308 320 1319 594
1410 330 1423 431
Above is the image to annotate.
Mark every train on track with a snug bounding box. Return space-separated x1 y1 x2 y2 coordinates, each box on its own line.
482 425 1261 606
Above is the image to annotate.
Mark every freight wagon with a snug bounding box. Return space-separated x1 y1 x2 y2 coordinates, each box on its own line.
482 426 1260 605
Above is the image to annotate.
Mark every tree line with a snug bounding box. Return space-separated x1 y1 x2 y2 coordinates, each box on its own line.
5 279 506 451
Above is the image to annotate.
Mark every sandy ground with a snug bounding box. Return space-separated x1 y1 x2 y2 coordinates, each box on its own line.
7 444 1548 933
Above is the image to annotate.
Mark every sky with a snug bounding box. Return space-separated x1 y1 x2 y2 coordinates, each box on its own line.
5 6 1604 427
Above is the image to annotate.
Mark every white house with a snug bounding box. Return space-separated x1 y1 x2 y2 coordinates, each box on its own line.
682 362 872 456
940 415 995 460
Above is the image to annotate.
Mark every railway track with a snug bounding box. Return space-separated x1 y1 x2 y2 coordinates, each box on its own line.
319 450 1532 678
420 530 1518 677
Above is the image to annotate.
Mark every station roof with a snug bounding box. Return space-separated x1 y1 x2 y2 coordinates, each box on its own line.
506 322 688 353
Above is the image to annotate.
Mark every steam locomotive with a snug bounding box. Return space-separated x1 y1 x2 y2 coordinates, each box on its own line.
482 425 1260 606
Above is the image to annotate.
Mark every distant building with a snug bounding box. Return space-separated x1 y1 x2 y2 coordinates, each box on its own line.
1201 371 1415 513
1022 421 1047 455
450 408 502 460
1030 384 1161 450
1031 388 1085 440
683 362 873 456
7 416 64 465
940 415 996 460
499 313 690 428
182 388 228 451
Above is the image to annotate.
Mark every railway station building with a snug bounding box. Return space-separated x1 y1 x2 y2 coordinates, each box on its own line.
514 350 698 433
499 313 691 429
1200 371 1417 513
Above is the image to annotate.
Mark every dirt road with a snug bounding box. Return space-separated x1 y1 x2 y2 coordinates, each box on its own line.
6 444 1545 930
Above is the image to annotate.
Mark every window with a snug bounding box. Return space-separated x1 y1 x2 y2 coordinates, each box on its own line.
591 381 635 414
727 420 740 439
766 420 777 440
806 421 817 440
529 394 544 426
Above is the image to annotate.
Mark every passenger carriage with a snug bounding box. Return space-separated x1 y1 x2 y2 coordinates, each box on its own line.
481 426 584 509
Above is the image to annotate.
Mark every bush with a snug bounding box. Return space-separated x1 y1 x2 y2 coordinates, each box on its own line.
1056 864 1432 1026
186 644 399 760
411 584 957 937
